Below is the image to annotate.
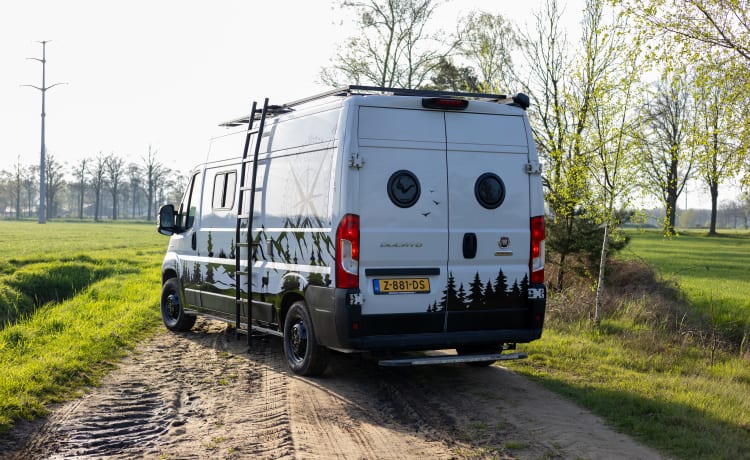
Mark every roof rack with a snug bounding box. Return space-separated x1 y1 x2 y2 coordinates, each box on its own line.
220 85 526 127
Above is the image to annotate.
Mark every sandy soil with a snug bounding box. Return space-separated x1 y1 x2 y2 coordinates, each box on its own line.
0 319 669 459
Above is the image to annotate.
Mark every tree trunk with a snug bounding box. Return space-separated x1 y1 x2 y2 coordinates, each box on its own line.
594 222 609 326
708 181 719 235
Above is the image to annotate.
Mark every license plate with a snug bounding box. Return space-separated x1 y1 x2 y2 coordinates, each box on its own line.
373 278 430 294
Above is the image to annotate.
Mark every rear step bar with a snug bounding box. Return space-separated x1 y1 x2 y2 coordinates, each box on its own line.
378 352 527 367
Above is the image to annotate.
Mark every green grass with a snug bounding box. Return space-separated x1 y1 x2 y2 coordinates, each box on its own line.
624 229 750 342
507 230 750 460
0 221 166 433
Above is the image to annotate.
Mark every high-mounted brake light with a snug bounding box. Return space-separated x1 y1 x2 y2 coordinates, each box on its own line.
336 214 360 289
421 97 469 110
530 216 545 284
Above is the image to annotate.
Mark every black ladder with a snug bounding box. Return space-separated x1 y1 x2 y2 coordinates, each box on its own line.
234 98 270 346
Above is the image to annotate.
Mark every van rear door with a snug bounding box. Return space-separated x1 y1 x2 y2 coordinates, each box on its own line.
444 112 532 331
356 106 449 334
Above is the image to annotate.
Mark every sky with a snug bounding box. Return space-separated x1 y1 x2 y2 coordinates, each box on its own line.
0 0 734 209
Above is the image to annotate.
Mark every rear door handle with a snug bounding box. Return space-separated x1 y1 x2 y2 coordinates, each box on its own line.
191 232 197 250
463 233 477 259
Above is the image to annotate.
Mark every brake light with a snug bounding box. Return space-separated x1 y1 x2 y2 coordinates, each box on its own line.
530 216 545 284
421 97 469 110
336 214 360 289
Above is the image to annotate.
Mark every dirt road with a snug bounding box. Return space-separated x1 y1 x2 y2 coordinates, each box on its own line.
1 319 668 459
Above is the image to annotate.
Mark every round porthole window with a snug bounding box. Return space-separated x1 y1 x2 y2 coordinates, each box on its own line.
475 173 505 209
387 170 421 208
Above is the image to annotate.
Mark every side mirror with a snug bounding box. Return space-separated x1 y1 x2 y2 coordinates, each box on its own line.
158 204 177 236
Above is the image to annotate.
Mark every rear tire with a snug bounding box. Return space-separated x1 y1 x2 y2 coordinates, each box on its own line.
283 301 330 376
161 278 197 332
456 344 501 367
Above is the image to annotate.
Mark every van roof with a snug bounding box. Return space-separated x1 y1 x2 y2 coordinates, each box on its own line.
219 85 530 127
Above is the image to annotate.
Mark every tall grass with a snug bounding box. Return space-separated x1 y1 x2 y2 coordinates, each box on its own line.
0 221 165 433
508 231 750 460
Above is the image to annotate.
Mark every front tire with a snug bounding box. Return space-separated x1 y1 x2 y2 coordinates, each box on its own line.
283 301 330 376
161 278 196 332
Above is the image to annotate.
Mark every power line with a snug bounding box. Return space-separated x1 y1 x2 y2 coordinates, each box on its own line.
22 40 67 224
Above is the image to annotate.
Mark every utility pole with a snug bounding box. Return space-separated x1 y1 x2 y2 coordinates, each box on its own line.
22 40 67 224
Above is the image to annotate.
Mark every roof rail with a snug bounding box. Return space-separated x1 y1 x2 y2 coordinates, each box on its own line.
220 85 525 127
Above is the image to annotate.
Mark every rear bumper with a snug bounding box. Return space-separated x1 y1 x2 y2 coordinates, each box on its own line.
305 285 545 352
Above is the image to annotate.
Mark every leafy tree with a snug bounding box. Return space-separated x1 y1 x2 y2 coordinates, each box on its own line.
426 57 479 92
322 0 455 88
457 11 517 92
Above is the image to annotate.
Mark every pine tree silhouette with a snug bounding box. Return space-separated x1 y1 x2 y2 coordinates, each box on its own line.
483 280 494 308
494 270 508 301
467 272 484 309
457 283 467 309
520 274 530 299
441 272 459 311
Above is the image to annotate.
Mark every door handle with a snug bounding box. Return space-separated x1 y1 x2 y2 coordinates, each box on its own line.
463 233 477 259
191 232 197 250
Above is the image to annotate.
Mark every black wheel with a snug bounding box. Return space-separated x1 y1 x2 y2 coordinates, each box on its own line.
456 345 501 367
160 278 196 332
283 301 330 376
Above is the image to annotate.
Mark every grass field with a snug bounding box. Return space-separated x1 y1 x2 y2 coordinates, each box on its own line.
508 229 750 460
0 221 165 433
625 230 750 343
1 221 749 459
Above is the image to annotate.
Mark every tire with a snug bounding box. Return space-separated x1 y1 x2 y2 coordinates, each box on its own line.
160 278 197 332
456 344 501 367
283 301 330 376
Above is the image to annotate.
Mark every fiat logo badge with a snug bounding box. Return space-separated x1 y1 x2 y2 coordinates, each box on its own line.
499 236 510 248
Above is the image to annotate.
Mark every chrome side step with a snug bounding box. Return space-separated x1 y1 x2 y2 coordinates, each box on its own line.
378 352 527 367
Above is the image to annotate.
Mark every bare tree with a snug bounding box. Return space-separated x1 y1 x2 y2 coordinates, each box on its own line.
9 157 24 219
322 0 455 88
143 145 162 221
127 163 143 219
45 154 66 220
71 157 89 220
106 154 125 220
22 166 38 218
90 154 107 222
638 72 697 235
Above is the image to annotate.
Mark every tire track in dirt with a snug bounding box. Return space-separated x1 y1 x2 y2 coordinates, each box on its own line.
2 319 669 460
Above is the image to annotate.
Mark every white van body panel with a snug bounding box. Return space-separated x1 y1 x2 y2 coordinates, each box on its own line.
159 88 546 361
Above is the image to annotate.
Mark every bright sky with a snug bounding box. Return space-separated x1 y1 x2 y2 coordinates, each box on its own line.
1 0 728 208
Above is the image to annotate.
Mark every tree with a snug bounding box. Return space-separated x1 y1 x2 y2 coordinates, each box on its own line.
322 0 455 88
71 157 88 220
106 154 125 220
638 71 697 235
90 153 107 222
458 11 517 92
22 166 38 218
143 145 162 221
584 0 644 323
44 154 66 219
518 0 614 289
9 157 24 219
426 57 479 92
127 163 143 219
692 58 745 235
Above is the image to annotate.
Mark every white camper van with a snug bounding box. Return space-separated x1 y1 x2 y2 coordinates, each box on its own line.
157 86 546 376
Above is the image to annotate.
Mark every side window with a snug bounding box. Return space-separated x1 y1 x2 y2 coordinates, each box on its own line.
179 172 202 230
212 171 237 210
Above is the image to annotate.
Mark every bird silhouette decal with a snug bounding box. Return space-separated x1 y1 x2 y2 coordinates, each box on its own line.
396 178 415 194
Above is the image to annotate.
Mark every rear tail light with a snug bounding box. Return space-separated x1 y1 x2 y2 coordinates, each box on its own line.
336 214 360 289
530 216 545 284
